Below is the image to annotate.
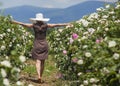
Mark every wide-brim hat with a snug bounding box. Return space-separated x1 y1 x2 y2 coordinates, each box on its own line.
30 13 50 23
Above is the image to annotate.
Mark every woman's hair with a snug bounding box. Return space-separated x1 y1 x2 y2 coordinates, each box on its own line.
33 21 47 30
36 21 44 25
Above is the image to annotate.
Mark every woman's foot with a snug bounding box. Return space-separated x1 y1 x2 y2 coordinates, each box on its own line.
38 78 41 83
38 78 44 84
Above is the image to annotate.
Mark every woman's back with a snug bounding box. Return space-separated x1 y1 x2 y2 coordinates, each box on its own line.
33 22 48 40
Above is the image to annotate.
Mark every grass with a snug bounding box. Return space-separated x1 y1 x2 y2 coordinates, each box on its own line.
23 54 58 77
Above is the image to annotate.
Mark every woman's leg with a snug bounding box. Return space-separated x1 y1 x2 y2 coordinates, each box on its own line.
36 59 45 80
40 60 45 79
36 59 41 79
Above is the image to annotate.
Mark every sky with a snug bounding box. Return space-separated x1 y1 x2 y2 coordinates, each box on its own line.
0 0 118 9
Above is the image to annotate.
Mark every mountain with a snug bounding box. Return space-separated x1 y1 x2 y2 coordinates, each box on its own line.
1 1 114 23
1 6 61 23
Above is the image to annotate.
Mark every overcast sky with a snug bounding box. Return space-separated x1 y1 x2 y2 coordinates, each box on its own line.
0 0 118 9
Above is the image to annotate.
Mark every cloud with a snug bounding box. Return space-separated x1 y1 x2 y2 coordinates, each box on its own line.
0 0 118 9
0 0 87 8
97 0 118 2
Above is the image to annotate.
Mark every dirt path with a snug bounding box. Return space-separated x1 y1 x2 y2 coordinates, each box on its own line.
20 73 57 86
19 57 61 86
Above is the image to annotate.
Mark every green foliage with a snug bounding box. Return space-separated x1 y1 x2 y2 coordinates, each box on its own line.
48 2 120 86
0 15 33 85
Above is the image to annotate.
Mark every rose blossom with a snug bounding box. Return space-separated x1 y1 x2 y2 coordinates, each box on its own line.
96 39 101 43
28 84 34 86
83 45 88 49
16 81 23 86
77 72 82 76
69 38 74 44
105 5 110 8
3 78 10 86
88 28 95 34
79 19 89 27
113 53 119 60
96 38 103 44
19 55 26 62
89 78 99 83
77 59 84 65
72 58 78 63
1 60 11 68
83 80 89 85
63 50 67 55
1 45 6 50
1 69 7 78
72 33 78 39
85 52 92 57
108 41 116 47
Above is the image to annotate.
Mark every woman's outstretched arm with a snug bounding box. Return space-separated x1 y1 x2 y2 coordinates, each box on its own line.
47 23 70 28
11 20 33 28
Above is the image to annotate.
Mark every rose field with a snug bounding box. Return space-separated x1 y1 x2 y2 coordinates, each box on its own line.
0 1 120 86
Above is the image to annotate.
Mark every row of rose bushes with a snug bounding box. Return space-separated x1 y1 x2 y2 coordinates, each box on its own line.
0 16 33 85
48 2 120 86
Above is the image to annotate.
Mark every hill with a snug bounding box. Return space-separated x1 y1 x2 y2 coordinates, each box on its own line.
1 1 114 23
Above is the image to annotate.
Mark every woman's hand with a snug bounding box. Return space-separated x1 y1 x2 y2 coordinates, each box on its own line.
66 23 73 28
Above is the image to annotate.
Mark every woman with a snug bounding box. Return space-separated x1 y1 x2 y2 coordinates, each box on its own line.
12 13 69 83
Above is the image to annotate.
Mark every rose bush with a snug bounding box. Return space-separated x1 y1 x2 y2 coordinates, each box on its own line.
48 2 120 86
0 16 33 85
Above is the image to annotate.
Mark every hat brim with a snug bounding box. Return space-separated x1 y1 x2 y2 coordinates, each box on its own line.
30 18 50 22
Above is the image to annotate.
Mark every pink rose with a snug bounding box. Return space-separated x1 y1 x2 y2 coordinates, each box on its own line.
72 33 78 39
72 58 78 63
63 50 67 55
96 39 101 43
96 38 103 43
70 38 74 44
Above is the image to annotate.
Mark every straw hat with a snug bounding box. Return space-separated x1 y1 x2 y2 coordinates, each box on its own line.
30 13 50 22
